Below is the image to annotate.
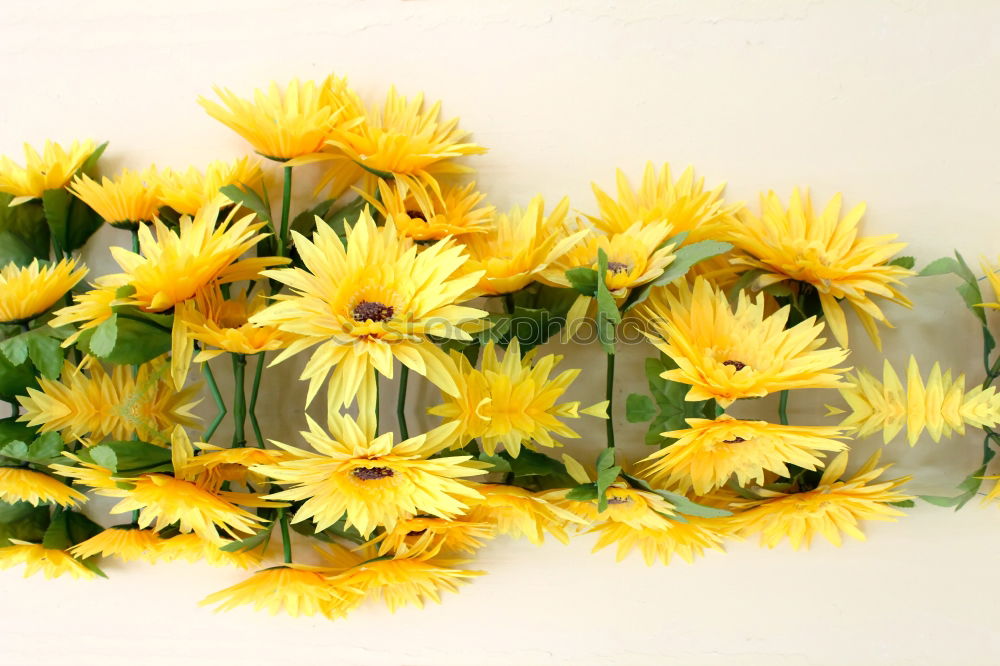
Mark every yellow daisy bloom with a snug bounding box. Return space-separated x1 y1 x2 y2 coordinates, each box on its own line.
69 527 165 563
157 533 263 569
0 467 85 507
0 541 94 580
459 195 581 295
157 157 263 215
639 277 850 406
175 286 296 361
323 86 486 210
641 416 848 495
463 484 584 545
733 450 912 549
48 453 118 491
255 413 482 538
362 179 494 241
588 162 739 242
49 276 121 345
68 167 161 229
829 356 1000 446
727 189 913 349
250 212 487 408
0 139 96 202
199 75 362 161
368 516 495 559
108 203 284 312
0 258 87 324
18 357 201 445
201 566 349 618
429 339 608 456
178 444 288 492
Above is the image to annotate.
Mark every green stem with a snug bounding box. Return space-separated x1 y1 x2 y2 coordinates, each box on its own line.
397 365 409 440
248 352 266 448
277 165 293 258
778 390 789 425
605 350 615 448
983 327 1000 388
278 508 293 564
231 354 247 448
202 361 227 441
131 509 139 526
130 227 139 254
374 370 381 434
503 292 516 315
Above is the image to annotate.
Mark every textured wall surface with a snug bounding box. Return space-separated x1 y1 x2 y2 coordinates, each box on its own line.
1 2 999 664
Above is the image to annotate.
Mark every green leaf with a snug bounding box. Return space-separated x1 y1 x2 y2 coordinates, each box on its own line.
0 231 36 268
289 199 336 239
1 433 65 466
220 525 273 552
42 509 72 550
0 351 38 399
919 463 988 510
625 393 656 423
620 472 731 518
0 418 37 447
76 440 171 474
727 268 764 300
595 249 621 355
565 267 598 296
26 334 63 379
565 483 598 501
641 354 713 446
76 313 171 365
0 500 34 523
65 192 105 251
354 160 394 180
890 499 915 508
220 184 271 223
41 188 72 256
317 196 370 242
78 141 108 179
625 240 734 311
88 313 118 357
477 453 512 473
0 193 49 259
0 504 50 547
918 257 961 277
0 334 29 366
88 445 118 472
0 440 28 460
888 256 915 270
595 448 621 512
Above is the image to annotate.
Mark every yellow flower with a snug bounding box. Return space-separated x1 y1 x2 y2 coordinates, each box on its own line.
429 339 608 456
199 75 363 160
463 484 584 545
255 413 482 538
175 286 296 360
109 203 284 312
362 179 494 241
587 162 739 242
177 444 288 492
639 277 850 406
368 516 494 559
727 189 913 349
733 450 912 549
201 566 349 618
49 276 121 345
829 356 1000 446
69 527 165 563
48 453 118 491
157 157 263 215
68 167 161 229
322 86 486 210
0 541 94 579
641 416 848 495
18 357 201 445
0 258 87 324
0 468 85 507
0 140 97 202
460 195 581 295
251 211 487 408
157 533 263 569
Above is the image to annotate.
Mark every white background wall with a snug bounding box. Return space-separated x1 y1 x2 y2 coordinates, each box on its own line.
2 2 999 664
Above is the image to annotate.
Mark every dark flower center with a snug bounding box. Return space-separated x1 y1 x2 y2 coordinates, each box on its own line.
606 496 631 505
352 301 394 323
406 209 427 222
607 261 630 274
407 529 428 536
352 466 395 481
722 437 747 444
722 359 747 371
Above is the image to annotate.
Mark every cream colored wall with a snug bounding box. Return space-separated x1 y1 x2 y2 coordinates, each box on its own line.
1 2 999 664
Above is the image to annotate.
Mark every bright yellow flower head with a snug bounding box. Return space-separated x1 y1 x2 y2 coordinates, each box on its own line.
251 211 487 408
0 541 95 580
368 515 495 559
49 276 121 345
157 533 264 569
0 467 85 507
0 140 96 202
199 75 363 160
69 167 162 229
429 339 608 456
176 286 296 361
829 356 1000 446
18 357 201 445
201 566 349 618
728 189 913 349
460 195 582 295
363 179 494 241
69 527 165 563
0 258 87 324
48 452 118 491
255 413 483 538
109 203 284 312
641 416 848 495
640 277 850 407
157 157 263 215
463 484 584 545
178 444 289 493
732 450 912 549
588 162 739 242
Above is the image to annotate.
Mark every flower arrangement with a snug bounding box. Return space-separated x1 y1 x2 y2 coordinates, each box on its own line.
0 73 993 619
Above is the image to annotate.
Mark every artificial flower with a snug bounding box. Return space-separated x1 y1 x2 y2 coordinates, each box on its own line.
0 139 96 203
178 444 288 492
68 167 162 229
48 453 118 491
0 467 84 507
69 527 166 563
157 533 263 569
157 157 263 215
0 541 94 579
49 276 121 345
463 484 583 545
368 516 494 559
175 286 296 360
362 179 494 241
0 258 87 324
201 566 348 618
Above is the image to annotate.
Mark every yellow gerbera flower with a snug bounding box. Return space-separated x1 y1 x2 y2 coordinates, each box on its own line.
49 276 120 345
639 277 850 406
48 453 118 491
157 157 263 215
368 516 495 559
68 167 161 229
829 356 1000 446
250 212 487 408
587 162 739 242
108 203 284 312
641 416 848 495
322 86 486 210
0 467 85 507
429 339 608 456
69 527 165 563
175 286 296 360
18 357 201 445
362 179 494 241
459 195 581 295
727 189 913 349
157 533 263 569
178 444 288 492
0 258 87 324
199 75 362 161
0 541 94 579
201 566 349 618
255 413 482 538
733 450 912 549
0 139 96 202
463 484 584 545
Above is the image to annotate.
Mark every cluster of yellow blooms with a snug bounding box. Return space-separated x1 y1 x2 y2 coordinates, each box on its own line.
0 73 996 620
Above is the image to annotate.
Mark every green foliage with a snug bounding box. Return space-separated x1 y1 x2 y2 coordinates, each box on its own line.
624 239 733 311
919 463 989 510
0 350 38 399
639 354 716 446
43 508 103 551
0 193 49 260
1 327 66 379
595 249 622 354
565 483 598 501
77 440 172 475
220 184 271 223
625 393 656 422
620 472 731 518
0 418 37 446
220 525 273 552
565 267 598 296
290 515 366 545
888 256 915 269
470 284 577 354
75 311 171 365
42 187 104 255
595 448 621 511
0 432 64 466
0 504 50 547
0 231 37 267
